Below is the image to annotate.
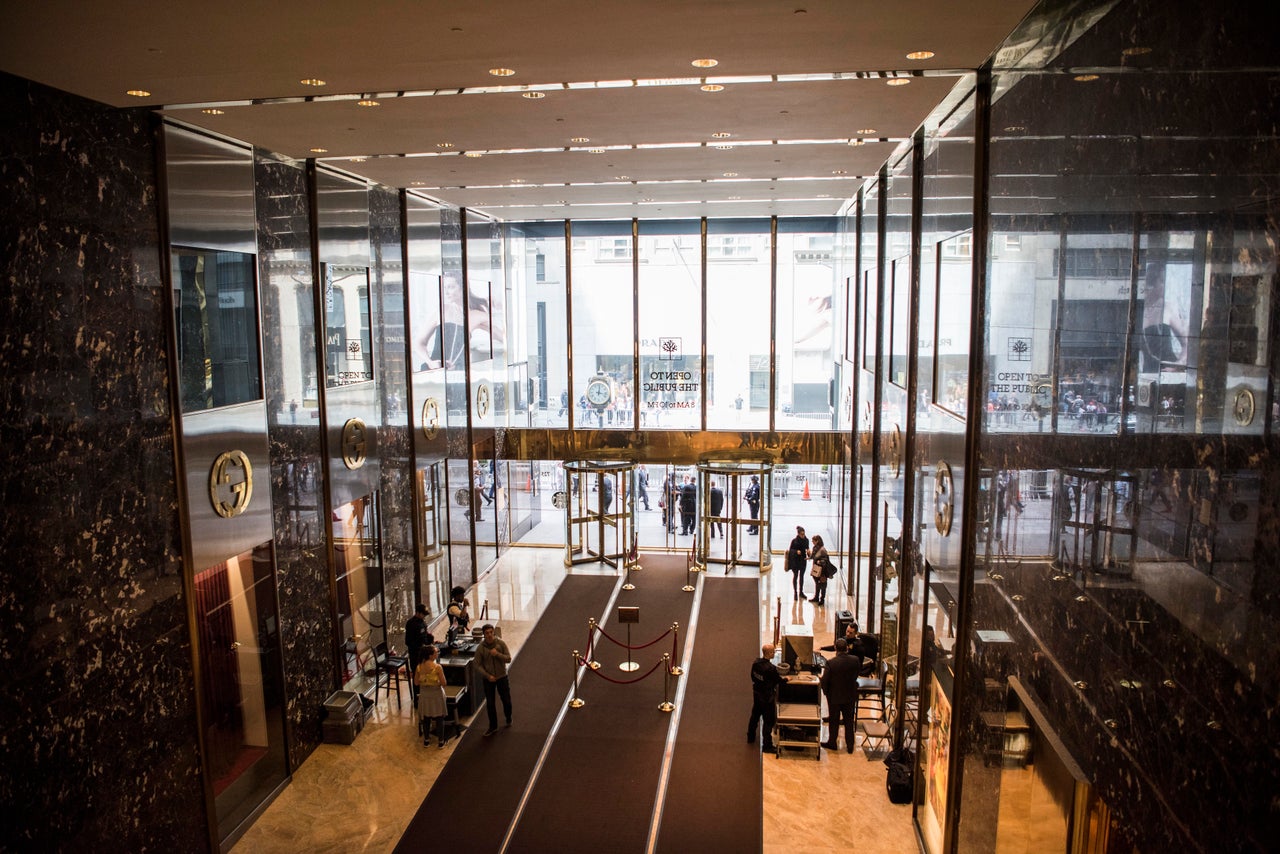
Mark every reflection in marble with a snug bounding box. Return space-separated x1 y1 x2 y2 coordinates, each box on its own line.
256 150 333 765
0 73 205 849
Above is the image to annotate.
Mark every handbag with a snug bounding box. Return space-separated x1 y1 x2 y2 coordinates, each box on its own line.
823 559 839 579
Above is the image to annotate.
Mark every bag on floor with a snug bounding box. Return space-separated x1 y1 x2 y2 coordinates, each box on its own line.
884 746 914 804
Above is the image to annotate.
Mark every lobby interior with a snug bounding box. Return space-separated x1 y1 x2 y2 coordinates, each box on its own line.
1 0 1277 852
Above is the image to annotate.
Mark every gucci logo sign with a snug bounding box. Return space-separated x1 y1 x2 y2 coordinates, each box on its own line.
341 418 368 469
475 382 491 418
421 397 441 440
209 450 253 518
888 424 902 478
1233 388 1255 427
934 460 954 537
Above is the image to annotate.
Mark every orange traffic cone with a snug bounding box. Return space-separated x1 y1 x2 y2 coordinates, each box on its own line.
802 480 811 501
525 473 532 492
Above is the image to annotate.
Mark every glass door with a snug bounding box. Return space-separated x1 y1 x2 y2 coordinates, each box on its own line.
697 461 772 573
335 492 385 693
194 542 288 841
563 460 633 567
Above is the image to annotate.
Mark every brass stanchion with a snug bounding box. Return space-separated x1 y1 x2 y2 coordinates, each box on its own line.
587 617 601 669
658 653 675 712
623 559 636 591
569 650 585 709
668 623 684 676
682 556 695 592
620 621 638 672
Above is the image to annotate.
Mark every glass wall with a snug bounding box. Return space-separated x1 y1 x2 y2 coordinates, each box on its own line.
509 222 567 427
172 248 262 411
776 221 838 429
706 220 772 430
569 221 634 430
638 221 701 430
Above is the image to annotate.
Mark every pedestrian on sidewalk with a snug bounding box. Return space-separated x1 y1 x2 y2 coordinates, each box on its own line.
809 534 830 605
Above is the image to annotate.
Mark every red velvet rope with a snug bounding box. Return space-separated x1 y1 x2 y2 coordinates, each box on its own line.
575 655 666 685
594 624 673 651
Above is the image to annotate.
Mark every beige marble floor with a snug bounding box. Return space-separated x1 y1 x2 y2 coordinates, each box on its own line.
232 548 917 854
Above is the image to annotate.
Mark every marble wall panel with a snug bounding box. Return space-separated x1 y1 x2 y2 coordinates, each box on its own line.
255 150 331 765
0 73 206 849
370 185 417 649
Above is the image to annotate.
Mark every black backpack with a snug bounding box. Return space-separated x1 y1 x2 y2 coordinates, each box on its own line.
884 747 914 804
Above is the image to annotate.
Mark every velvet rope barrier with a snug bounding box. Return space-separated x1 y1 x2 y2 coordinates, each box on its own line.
594 623 673 651
574 654 666 685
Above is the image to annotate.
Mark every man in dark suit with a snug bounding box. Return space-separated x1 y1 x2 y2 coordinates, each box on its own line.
820 638 861 753
709 481 724 537
748 643 782 753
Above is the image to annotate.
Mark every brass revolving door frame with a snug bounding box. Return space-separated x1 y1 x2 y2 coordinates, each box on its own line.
562 459 635 568
696 460 772 574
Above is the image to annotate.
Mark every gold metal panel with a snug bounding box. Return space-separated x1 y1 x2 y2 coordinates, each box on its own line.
502 428 844 465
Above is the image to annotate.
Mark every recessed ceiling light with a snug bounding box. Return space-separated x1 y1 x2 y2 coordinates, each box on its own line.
723 172 738 177
848 139 865 146
357 99 379 107
300 78 326 87
711 132 731 139
571 137 590 143
1073 74 1100 82
831 169 847 175
886 78 911 87
464 152 483 157
857 128 878 135
1004 125 1026 132
1121 46 1152 56
691 58 719 68
728 195 741 200
641 198 655 202
411 181 425 186
349 157 367 162
615 175 630 180
816 194 831 199
309 147 328 153
437 142 454 148
714 145 733 150
557 199 568 204
125 89 151 97
201 108 224 115
489 68 516 77
906 50 935 60
700 84 724 92
522 91 545 99
587 148 606 154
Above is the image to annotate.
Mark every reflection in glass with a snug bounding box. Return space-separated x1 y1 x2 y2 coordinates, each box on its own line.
934 233 972 416
172 247 261 412
194 542 286 841
324 265 373 387
335 494 384 692
570 227 634 430
409 272 444 372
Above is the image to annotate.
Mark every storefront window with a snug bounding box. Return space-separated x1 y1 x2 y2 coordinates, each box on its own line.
172 247 261 411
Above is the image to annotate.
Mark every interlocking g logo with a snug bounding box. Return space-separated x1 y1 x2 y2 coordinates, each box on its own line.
934 460 954 536
342 418 368 470
209 450 253 518
475 382 491 418
422 397 440 440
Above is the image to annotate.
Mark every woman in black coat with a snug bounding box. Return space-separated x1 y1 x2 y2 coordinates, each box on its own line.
787 526 810 600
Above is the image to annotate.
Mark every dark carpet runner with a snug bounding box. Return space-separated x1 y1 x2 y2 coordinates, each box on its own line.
394 573 619 854
503 555 695 853
655 575 764 852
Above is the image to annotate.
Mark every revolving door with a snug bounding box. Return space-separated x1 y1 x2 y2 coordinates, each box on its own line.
562 460 635 568
697 461 772 573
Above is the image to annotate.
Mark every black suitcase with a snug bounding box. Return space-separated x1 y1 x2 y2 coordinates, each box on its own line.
884 746 914 804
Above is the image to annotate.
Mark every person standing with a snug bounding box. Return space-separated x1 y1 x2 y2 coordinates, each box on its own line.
446 586 470 647
787 526 810 600
748 642 782 754
600 473 613 513
474 624 513 736
709 481 725 538
744 474 761 534
820 638 861 753
414 644 449 748
809 534 830 605
679 475 697 536
405 603 434 701
637 466 651 510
